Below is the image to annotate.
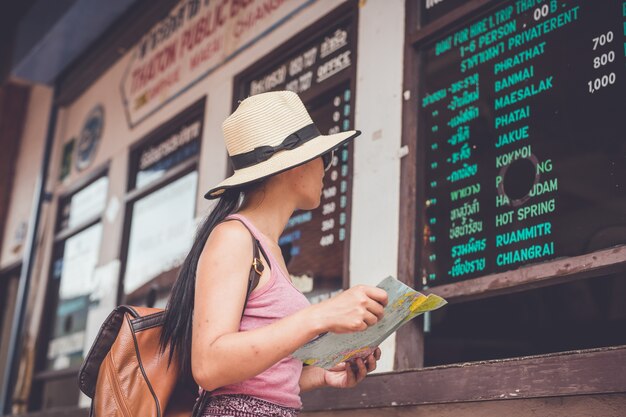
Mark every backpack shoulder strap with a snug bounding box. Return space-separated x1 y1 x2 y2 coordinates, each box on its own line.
77 305 139 398
219 217 268 310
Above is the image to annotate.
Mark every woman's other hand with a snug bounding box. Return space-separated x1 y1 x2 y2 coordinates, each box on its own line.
323 347 381 389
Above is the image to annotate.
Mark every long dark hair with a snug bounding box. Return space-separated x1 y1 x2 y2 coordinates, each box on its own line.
159 187 243 387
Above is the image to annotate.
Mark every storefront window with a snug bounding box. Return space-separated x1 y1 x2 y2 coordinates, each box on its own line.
122 99 204 306
402 0 626 369
124 171 197 297
64 176 108 230
31 172 108 410
0 266 20 390
44 174 108 372
47 223 103 370
424 272 626 366
134 120 201 189
234 6 358 303
417 1 626 288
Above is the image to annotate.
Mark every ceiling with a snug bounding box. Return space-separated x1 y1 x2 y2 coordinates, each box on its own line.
1 0 139 85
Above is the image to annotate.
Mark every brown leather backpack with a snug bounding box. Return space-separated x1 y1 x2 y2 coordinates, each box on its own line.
77 220 267 417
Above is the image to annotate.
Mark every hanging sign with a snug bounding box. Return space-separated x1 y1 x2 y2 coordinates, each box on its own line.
121 0 315 127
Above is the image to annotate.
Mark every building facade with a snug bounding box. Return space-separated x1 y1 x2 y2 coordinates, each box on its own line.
0 0 625 416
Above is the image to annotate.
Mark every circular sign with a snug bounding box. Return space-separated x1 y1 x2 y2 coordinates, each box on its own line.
75 105 104 171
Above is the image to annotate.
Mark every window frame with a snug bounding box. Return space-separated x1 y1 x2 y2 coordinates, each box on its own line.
118 97 205 307
231 0 360 294
30 165 109 410
0 262 22 399
306 1 626 410
388 0 626 402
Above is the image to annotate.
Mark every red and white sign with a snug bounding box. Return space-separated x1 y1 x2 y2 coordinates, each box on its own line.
121 0 315 127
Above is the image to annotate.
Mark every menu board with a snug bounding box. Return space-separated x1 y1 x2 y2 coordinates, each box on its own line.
418 0 626 287
235 10 356 302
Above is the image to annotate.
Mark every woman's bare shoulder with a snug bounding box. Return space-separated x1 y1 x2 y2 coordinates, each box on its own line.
200 219 254 261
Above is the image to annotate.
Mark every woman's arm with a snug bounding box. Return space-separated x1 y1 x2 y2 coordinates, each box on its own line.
191 221 387 392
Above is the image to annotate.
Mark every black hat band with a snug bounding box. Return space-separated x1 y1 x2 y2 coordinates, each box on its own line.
230 123 321 170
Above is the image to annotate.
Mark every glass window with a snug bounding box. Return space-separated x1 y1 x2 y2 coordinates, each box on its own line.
424 272 626 366
33 170 109 411
57 176 108 231
0 268 20 386
416 0 626 287
46 223 103 370
233 11 358 304
135 120 201 189
124 171 198 297
403 0 626 372
128 102 204 192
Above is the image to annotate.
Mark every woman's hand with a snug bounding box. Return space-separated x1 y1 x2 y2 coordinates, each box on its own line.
311 286 388 334
323 347 381 389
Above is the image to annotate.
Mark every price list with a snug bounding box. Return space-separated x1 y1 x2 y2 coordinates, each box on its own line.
418 0 626 287
235 12 356 301
280 85 353 302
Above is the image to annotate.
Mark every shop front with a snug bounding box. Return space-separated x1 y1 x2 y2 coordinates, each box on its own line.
301 0 626 415
1 0 624 416
1 0 406 414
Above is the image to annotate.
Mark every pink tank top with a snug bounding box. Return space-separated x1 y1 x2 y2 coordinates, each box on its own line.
210 213 311 408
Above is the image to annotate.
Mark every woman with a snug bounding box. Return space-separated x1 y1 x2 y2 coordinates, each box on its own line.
161 91 388 416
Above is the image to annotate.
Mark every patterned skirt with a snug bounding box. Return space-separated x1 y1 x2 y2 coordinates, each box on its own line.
201 394 299 417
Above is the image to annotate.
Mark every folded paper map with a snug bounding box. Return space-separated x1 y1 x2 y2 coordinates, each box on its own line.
293 276 447 369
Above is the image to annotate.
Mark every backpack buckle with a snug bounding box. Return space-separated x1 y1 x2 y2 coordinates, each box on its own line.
252 257 264 275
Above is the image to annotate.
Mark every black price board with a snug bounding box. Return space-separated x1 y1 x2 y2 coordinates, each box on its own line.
418 0 626 287
279 84 354 301
235 10 356 302
421 0 470 26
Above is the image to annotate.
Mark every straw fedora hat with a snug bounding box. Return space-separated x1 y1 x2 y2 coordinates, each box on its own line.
204 90 361 199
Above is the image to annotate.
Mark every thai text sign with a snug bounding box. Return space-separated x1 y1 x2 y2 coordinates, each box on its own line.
121 0 314 126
